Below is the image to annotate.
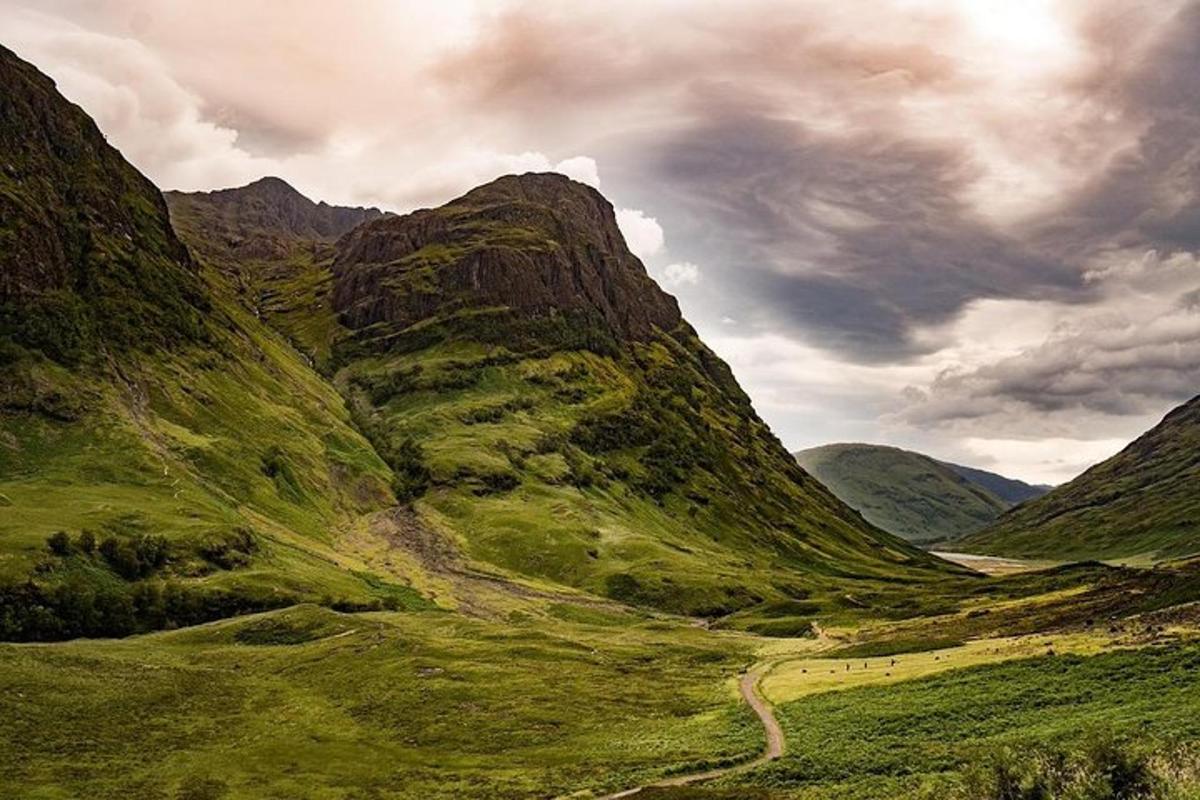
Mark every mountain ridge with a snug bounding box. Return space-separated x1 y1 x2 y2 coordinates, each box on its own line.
794 442 1048 544
961 395 1200 561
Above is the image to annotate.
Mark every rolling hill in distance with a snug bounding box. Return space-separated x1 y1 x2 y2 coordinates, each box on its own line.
794 443 1050 545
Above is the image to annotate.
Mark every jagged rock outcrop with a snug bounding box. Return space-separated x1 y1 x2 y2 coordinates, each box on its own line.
331 173 681 341
166 176 384 264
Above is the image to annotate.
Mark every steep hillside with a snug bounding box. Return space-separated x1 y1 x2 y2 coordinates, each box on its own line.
795 443 1023 544
962 396 1200 562
0 45 207 363
0 45 424 640
319 173 951 615
165 179 383 370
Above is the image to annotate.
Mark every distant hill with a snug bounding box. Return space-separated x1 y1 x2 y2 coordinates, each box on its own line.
794 444 1048 545
940 462 1052 505
961 396 1200 562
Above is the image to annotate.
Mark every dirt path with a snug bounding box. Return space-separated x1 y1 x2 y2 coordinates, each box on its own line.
591 666 783 799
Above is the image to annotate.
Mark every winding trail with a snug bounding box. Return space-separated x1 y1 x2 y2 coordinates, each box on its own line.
593 666 783 799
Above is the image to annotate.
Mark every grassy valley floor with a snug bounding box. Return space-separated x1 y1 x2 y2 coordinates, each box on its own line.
8 561 1200 799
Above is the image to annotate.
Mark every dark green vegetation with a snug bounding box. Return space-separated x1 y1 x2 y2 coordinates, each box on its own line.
794 443 1046 544
964 395 1200 562
746 643 1200 798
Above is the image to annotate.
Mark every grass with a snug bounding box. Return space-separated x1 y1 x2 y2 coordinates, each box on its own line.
0 604 761 800
963 397 1200 563
740 641 1200 798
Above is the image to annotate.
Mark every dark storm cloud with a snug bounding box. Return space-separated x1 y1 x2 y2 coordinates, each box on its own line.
639 112 1078 361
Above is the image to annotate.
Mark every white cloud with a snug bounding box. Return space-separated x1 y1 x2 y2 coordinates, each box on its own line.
615 207 664 259
958 436 1128 486
553 156 600 188
661 261 701 286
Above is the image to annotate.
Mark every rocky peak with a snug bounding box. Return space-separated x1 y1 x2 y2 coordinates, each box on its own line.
331 172 682 342
167 177 385 246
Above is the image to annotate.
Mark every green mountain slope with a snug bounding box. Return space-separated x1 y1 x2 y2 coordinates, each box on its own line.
962 396 1200 561
173 172 955 616
0 44 426 640
794 443 1038 544
165 178 383 371
0 42 956 641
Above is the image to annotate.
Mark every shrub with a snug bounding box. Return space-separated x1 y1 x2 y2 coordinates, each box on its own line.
199 527 258 570
99 533 171 580
46 531 72 557
958 738 1180 800
387 436 432 503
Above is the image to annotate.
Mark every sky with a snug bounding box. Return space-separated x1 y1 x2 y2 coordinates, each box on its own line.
3 0 1199 484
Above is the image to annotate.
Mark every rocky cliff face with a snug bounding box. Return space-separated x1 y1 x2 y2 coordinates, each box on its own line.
166 177 384 264
0 44 206 362
331 173 681 341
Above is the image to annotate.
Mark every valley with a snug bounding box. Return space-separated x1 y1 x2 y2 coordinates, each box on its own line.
4 35 1200 800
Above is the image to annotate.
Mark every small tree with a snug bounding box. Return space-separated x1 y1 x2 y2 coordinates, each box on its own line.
77 529 97 555
46 531 72 557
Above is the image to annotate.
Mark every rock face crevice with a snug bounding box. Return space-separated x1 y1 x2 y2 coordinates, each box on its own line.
331 172 681 341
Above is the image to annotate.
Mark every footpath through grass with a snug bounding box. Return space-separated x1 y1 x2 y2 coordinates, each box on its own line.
737 640 1200 798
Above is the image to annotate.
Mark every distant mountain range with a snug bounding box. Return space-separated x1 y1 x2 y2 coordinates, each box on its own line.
794 443 1050 545
961 395 1200 562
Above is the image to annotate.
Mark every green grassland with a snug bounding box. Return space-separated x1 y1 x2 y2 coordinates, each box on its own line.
7 563 1200 799
745 641 1200 799
1 604 761 800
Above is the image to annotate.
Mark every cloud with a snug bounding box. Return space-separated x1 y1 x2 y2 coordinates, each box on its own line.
552 156 600 188
661 262 700 286
893 249 1200 441
615 207 664 259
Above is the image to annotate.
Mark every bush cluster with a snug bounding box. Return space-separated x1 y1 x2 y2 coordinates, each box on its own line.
959 739 1200 800
0 578 294 641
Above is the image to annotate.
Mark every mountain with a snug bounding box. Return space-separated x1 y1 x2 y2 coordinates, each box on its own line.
186 170 953 616
794 443 1046 544
940 462 1051 505
0 44 417 641
165 177 383 266
0 44 208 364
0 43 954 643
165 179 384 370
961 396 1200 562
